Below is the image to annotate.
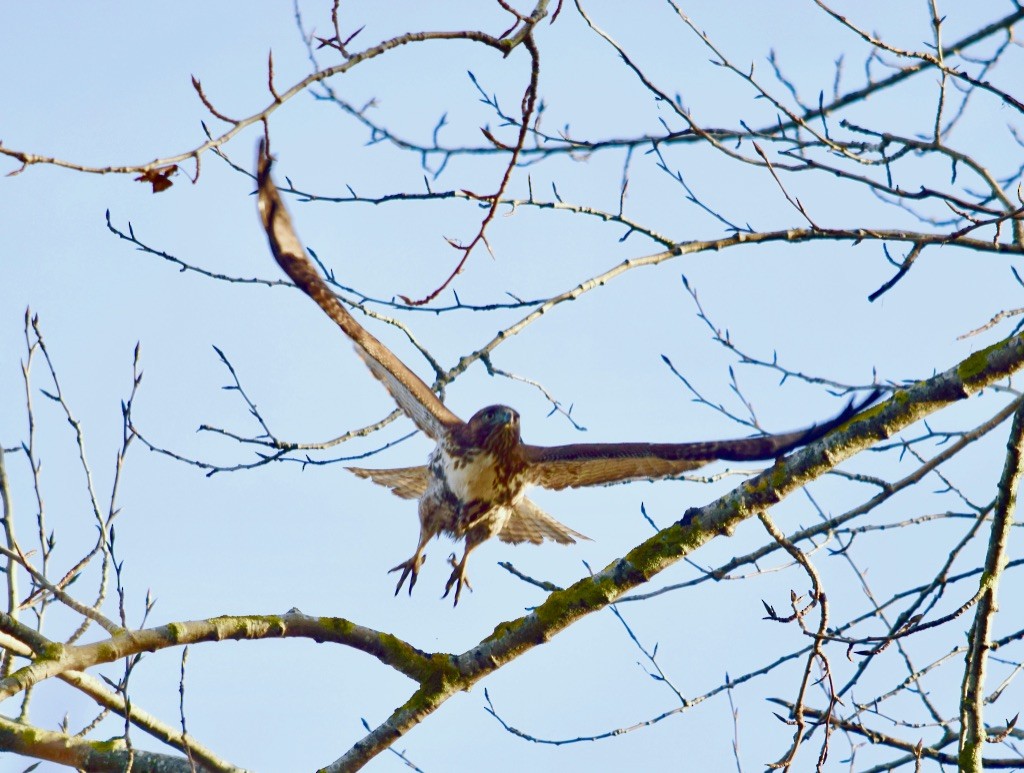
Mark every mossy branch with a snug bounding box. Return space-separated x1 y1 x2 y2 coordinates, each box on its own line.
330 330 1024 770
0 611 435 702
958 398 1024 770
0 714 242 773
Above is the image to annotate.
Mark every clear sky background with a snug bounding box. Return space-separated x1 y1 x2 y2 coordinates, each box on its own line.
2 2 1023 771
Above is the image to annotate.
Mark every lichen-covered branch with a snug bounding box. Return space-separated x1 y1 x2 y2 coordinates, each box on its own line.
327 332 1024 769
0 611 435 701
0 714 242 773
958 398 1024 770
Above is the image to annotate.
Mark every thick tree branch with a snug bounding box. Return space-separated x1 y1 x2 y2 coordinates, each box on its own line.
0 714 242 773
328 332 1024 769
0 611 436 701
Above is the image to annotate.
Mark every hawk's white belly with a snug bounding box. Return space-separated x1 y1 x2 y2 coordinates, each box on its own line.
437 446 525 506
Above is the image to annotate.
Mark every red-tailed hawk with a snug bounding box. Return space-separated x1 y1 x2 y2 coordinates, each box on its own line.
256 144 877 605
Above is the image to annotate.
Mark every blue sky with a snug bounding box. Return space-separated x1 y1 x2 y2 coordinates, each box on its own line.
2 2 1023 770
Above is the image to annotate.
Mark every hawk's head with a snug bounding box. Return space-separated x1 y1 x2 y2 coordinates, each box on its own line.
466 404 521 454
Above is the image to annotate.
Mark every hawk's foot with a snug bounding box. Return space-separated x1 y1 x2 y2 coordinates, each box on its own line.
442 552 473 606
388 552 426 596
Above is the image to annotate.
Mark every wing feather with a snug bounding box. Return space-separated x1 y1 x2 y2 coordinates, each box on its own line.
523 391 880 490
256 144 462 440
498 498 589 545
347 466 430 499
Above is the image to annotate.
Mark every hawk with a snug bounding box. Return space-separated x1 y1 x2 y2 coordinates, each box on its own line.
256 144 877 605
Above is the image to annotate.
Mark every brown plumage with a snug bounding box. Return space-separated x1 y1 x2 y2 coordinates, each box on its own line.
256 143 879 605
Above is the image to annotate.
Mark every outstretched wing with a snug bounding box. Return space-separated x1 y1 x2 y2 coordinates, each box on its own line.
498 498 589 545
347 466 429 500
522 391 881 490
256 143 462 440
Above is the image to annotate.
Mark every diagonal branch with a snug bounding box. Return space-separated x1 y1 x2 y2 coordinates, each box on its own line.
327 330 1024 770
0 715 241 773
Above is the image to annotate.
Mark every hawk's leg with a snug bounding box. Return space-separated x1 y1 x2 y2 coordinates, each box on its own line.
442 540 482 606
389 528 432 596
